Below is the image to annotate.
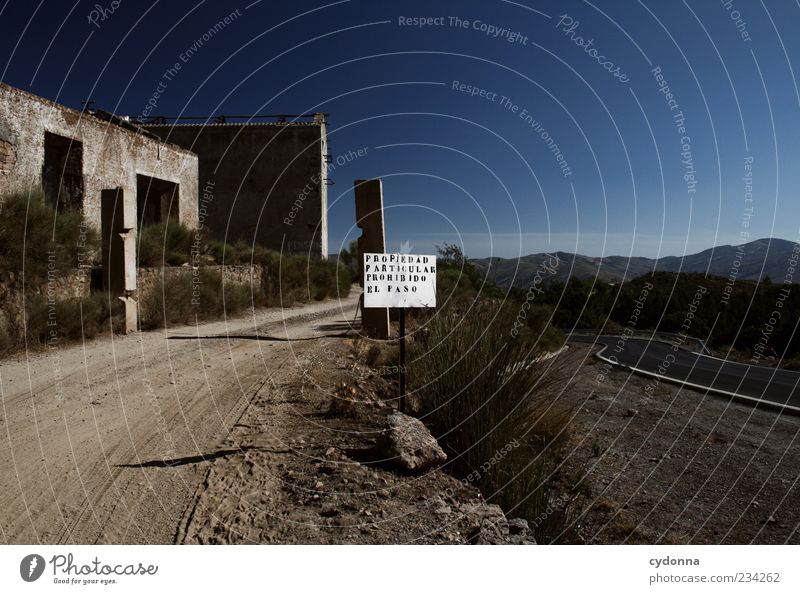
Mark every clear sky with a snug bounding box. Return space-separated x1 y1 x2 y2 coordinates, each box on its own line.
2 0 799 259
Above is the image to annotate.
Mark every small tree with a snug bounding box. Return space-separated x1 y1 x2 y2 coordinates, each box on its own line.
436 242 466 267
338 239 360 282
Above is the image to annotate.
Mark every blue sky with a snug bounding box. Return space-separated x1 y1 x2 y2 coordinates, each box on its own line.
2 0 799 259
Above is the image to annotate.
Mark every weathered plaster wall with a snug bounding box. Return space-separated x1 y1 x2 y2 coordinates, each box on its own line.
0 83 200 331
0 83 199 234
144 119 328 258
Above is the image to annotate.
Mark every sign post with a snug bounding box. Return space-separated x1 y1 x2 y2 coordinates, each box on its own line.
362 253 437 412
399 308 406 410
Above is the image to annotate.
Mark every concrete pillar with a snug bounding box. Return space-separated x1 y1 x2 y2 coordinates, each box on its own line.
354 179 390 339
101 188 137 333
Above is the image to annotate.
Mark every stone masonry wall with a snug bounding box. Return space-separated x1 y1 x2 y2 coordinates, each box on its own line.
136 264 266 322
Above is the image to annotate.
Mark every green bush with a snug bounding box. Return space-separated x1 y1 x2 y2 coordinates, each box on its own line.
203 239 272 266
410 299 574 543
0 311 16 355
435 243 503 305
259 253 351 307
309 259 352 301
272 254 308 306
338 240 360 283
0 189 98 284
0 189 106 356
149 221 353 308
137 220 195 266
522 304 564 353
139 268 256 330
24 293 124 347
335 262 353 298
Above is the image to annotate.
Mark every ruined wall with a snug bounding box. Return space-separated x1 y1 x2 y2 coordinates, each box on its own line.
144 120 328 258
0 83 199 237
137 264 265 295
0 82 200 332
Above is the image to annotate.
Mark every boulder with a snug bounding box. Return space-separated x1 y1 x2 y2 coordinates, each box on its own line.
507 517 531 536
461 502 508 544
377 412 446 472
460 503 537 545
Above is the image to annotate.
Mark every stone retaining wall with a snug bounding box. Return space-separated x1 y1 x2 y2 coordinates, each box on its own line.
136 264 265 297
0 265 264 338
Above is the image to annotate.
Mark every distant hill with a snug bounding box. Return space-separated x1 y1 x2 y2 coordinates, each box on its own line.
471 238 798 288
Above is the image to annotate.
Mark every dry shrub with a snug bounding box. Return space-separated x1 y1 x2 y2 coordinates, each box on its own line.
138 268 255 330
137 219 352 307
259 252 351 307
606 511 640 541
592 499 616 514
409 299 576 543
137 220 194 266
0 310 18 354
0 189 98 283
24 293 124 346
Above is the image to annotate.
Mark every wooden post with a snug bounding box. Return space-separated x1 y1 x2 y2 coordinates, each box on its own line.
399 308 406 413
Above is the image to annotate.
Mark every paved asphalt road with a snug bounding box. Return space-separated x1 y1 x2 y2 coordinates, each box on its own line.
568 334 800 412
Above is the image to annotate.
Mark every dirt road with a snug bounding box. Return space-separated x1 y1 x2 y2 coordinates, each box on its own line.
0 294 360 544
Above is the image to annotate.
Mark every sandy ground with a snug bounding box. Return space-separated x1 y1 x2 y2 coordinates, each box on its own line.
6 299 794 546
175 336 530 545
0 294 360 544
557 345 800 544
1 293 525 546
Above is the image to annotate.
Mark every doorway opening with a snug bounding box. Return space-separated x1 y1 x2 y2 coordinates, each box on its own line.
42 132 84 209
136 174 179 228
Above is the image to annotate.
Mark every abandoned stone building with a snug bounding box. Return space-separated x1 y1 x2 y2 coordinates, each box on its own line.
143 115 329 258
0 82 199 330
0 82 332 331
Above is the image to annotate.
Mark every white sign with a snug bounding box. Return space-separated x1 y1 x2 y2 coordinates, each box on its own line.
363 253 437 308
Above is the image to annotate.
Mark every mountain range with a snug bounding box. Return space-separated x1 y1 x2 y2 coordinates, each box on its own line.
470 238 798 288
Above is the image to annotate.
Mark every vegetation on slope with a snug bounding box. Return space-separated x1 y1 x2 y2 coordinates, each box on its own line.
538 272 800 364
0 191 351 354
406 244 575 542
0 189 98 283
136 220 352 329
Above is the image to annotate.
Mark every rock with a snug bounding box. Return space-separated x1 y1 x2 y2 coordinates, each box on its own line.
507 517 530 536
461 503 508 544
376 412 446 473
460 503 537 545
319 462 337 475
